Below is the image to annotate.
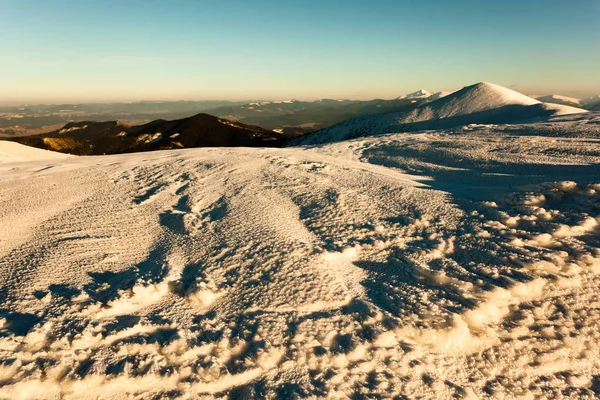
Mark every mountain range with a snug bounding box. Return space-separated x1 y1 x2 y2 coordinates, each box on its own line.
3 88 598 138
0 97 429 137
6 114 282 155
535 94 600 109
2 82 597 155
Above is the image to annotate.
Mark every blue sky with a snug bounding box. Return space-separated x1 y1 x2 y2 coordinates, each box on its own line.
1 0 599 102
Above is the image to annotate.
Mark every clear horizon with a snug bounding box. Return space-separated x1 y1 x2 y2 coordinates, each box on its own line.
1 0 599 103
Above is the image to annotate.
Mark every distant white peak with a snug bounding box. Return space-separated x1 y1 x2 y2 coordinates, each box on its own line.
398 89 431 100
316 99 346 103
536 94 581 106
396 82 540 121
582 95 600 106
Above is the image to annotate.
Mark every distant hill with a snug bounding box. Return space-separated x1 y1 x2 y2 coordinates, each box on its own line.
4 113 282 155
535 94 600 111
536 94 581 107
292 82 589 145
202 97 429 133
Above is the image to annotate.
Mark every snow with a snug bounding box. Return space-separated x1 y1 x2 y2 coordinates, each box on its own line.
542 102 590 116
0 141 71 162
582 95 600 107
293 82 589 145
428 90 454 101
398 89 431 100
409 81 541 117
1 110 600 398
537 94 581 106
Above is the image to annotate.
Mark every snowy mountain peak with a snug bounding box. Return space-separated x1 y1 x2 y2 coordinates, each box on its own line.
413 81 541 119
410 89 431 97
398 89 432 100
294 82 588 146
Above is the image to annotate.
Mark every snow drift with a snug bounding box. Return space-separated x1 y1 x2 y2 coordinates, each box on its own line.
294 82 589 145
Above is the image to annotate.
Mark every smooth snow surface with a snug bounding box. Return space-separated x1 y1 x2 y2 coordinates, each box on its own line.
0 141 71 162
1 117 600 398
294 82 589 145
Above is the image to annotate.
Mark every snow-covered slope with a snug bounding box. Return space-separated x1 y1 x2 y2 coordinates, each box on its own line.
536 94 581 107
294 82 589 145
1 118 600 398
542 102 591 116
0 141 71 162
427 90 454 101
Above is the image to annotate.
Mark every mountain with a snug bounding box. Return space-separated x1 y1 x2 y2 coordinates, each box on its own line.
0 100 251 137
397 89 457 102
536 94 581 107
203 97 428 134
292 82 589 145
398 89 431 100
536 94 600 111
4 113 282 155
0 97 433 138
582 95 600 110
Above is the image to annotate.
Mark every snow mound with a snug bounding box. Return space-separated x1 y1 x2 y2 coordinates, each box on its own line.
293 82 589 145
0 141 71 163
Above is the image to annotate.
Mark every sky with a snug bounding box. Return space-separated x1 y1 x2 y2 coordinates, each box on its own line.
0 0 599 103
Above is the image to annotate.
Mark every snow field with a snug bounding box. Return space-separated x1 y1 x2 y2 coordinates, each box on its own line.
0 120 599 399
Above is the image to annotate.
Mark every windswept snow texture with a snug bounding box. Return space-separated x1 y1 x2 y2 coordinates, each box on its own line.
294 82 589 145
1 116 600 399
